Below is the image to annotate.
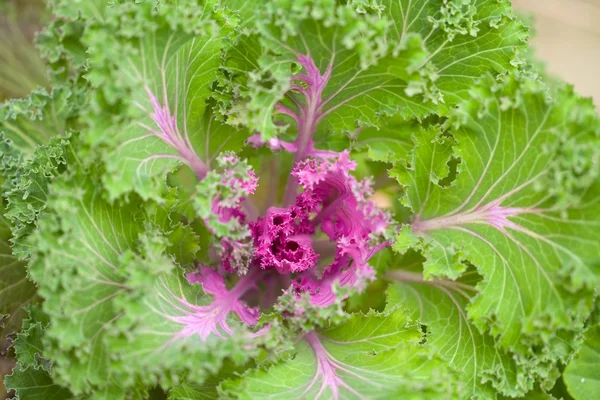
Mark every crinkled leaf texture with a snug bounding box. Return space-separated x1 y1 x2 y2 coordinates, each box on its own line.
3 0 600 399
392 74 600 394
387 267 520 398
0 86 80 257
0 87 80 347
221 309 462 399
0 87 77 154
81 2 248 202
222 0 526 140
0 199 37 350
26 167 261 398
4 307 73 399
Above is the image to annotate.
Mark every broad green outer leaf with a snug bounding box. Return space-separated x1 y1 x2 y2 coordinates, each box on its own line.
378 0 527 112
0 87 76 396
392 75 600 361
224 0 526 140
29 174 141 395
222 309 462 399
564 324 600 399
387 271 522 398
0 86 81 258
47 0 110 20
168 359 247 400
0 87 76 346
101 29 229 199
2 137 71 258
28 170 256 398
81 3 246 201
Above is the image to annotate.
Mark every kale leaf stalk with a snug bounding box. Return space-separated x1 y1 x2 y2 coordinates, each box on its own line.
145 86 209 179
281 54 333 206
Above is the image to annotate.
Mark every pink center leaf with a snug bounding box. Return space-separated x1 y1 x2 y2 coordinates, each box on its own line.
245 152 392 307
251 207 318 274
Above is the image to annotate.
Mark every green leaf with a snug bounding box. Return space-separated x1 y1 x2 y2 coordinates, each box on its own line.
387 269 522 398
47 0 110 20
170 381 220 400
0 87 80 155
222 0 526 141
9 306 49 370
2 136 71 258
0 83 78 357
376 0 527 113
0 86 81 258
0 197 37 349
391 74 600 374
82 2 246 201
564 324 600 399
221 309 462 399
354 115 415 163
5 365 73 400
4 306 73 400
36 17 88 82
28 165 259 397
169 359 248 400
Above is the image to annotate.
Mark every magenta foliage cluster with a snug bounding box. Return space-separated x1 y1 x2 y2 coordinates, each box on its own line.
152 53 392 337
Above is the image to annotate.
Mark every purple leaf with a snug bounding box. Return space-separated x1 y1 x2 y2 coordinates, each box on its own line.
165 267 263 341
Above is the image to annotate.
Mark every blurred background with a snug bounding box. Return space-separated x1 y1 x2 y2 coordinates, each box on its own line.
0 0 599 398
0 0 48 103
514 0 600 109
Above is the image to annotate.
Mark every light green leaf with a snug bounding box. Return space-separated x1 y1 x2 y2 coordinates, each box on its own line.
377 0 527 113
0 87 79 155
0 86 81 258
0 84 78 353
169 359 247 400
223 0 526 141
222 309 462 399
28 167 258 398
392 74 600 369
101 31 226 199
387 269 522 398
564 324 600 399
170 382 220 400
355 115 415 163
2 137 71 258
219 0 263 31
81 2 246 201
46 0 110 21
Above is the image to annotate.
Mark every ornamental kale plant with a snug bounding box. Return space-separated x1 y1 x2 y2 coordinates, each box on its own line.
1 0 599 399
